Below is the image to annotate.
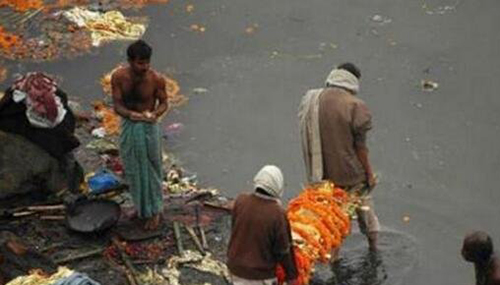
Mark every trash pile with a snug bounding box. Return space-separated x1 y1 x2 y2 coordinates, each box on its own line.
0 1 158 61
276 182 362 284
162 250 230 285
6 267 100 285
0 76 234 284
62 7 147 47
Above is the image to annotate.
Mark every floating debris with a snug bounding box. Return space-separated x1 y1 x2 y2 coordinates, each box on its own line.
118 0 170 10
164 122 184 138
185 4 194 13
370 14 392 25
244 24 258 35
192 87 208 94
63 7 147 47
190 24 206 33
0 0 172 61
423 3 457 15
421 80 439 92
0 9 93 61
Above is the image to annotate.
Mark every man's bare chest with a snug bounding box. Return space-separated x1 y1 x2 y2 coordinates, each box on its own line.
121 79 156 100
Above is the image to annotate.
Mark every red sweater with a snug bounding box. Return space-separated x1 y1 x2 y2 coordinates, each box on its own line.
227 193 298 280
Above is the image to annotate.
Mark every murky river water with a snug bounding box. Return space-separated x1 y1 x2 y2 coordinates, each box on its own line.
2 0 500 284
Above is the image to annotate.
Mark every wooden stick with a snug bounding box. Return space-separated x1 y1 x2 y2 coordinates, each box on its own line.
173 221 184 256
184 225 205 255
195 205 209 250
40 242 66 253
199 226 209 250
203 201 232 212
112 237 139 285
18 7 43 25
27 205 65 212
55 248 104 264
104 257 136 285
40 215 65 220
12 211 35 218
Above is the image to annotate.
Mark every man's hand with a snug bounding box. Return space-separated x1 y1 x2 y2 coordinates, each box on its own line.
142 111 158 123
367 173 377 190
129 111 146 122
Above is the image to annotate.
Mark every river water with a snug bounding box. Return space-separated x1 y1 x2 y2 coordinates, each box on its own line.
2 0 500 284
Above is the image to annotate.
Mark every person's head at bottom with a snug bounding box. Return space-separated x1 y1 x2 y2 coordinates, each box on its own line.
462 231 493 264
253 165 285 200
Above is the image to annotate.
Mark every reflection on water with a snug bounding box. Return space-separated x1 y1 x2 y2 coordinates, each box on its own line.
311 230 418 285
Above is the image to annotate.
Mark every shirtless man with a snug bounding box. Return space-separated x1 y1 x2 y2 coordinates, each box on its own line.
462 231 500 285
111 40 169 230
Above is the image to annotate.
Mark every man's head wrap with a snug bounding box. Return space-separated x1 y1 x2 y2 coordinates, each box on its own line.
253 165 284 198
325 68 360 94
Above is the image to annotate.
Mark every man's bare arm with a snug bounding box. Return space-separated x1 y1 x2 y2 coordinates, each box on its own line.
355 145 376 188
111 72 144 121
153 76 169 119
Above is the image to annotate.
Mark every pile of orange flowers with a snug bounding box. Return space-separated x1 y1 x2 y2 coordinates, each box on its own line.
0 0 43 12
93 101 121 135
0 26 21 53
276 182 352 284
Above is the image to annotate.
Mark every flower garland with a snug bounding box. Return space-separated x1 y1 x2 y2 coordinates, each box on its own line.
276 181 358 285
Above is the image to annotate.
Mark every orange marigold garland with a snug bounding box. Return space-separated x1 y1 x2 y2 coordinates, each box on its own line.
277 181 360 284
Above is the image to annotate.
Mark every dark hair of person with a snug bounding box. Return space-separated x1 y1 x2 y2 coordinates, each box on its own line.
255 187 272 197
127 40 152 61
338 62 361 79
464 231 494 262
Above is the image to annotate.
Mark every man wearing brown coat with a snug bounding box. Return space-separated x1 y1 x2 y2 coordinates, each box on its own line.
299 63 380 251
227 165 298 285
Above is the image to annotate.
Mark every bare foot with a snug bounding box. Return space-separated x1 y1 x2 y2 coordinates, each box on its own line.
144 214 161 231
124 209 138 221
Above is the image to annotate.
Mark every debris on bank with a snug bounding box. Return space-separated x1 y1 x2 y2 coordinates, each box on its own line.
62 7 147 47
0 78 230 284
0 0 171 61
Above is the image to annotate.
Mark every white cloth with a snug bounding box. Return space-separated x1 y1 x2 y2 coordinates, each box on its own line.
231 274 277 285
63 7 147 47
13 89 67 128
325 68 360 94
298 88 324 183
253 165 284 198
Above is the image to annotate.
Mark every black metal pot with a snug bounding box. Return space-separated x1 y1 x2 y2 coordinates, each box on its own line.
66 199 121 233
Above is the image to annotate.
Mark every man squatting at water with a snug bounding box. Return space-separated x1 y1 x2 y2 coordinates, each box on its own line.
111 40 169 231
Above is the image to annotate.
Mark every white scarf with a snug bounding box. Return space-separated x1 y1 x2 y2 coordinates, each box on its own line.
325 68 360 94
253 165 284 199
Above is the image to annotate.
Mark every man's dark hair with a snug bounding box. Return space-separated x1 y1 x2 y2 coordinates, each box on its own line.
338 62 361 79
463 231 494 263
127 40 152 61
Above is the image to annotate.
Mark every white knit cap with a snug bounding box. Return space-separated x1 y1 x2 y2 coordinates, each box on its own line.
325 68 360 94
253 165 284 198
